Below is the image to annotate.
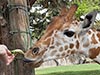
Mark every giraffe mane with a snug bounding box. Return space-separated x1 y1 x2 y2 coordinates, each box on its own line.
36 4 78 46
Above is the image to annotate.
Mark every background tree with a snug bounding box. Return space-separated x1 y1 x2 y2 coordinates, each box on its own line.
29 0 100 41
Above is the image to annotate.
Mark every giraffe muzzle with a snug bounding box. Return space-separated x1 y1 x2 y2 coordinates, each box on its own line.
23 57 43 68
23 58 33 63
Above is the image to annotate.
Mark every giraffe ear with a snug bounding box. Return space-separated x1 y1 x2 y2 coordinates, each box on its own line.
79 10 97 35
81 10 97 30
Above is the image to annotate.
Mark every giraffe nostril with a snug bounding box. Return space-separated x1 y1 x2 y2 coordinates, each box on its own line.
32 47 39 55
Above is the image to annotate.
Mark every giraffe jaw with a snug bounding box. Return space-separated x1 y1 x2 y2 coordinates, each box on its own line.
29 59 44 68
24 57 44 68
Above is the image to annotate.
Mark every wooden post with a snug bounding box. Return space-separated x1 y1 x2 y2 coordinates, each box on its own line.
8 0 35 75
0 1 8 74
0 20 2 44
0 0 35 75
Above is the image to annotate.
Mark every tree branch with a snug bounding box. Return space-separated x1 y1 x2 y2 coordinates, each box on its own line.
29 0 37 7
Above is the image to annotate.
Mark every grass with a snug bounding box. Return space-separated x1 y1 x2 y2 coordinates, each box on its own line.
35 63 100 75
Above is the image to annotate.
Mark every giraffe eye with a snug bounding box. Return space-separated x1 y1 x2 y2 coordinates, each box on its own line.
32 47 39 55
64 30 75 37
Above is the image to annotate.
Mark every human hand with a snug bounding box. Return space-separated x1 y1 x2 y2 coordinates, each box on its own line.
0 45 15 65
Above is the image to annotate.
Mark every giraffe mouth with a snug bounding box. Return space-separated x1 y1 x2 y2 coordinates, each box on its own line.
23 58 44 68
23 58 33 63
29 60 43 68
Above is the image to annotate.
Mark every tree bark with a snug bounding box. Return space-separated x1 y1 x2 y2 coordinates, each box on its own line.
0 0 35 75
0 21 2 44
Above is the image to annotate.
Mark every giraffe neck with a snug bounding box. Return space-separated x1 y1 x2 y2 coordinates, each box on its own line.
80 29 100 59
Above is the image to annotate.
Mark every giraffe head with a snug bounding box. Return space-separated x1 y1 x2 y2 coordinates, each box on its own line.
65 10 97 38
24 5 97 68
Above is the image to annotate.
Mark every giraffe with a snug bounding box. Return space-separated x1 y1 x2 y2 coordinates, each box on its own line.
24 4 98 68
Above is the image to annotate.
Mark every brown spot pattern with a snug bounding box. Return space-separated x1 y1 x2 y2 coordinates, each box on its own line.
62 52 66 56
56 54 60 57
76 40 79 49
51 50 57 56
91 34 98 44
74 35 77 38
64 45 68 50
55 42 61 46
49 45 55 49
70 43 74 49
71 50 75 54
67 50 71 53
89 47 100 59
97 33 100 41
88 30 91 35
59 47 63 52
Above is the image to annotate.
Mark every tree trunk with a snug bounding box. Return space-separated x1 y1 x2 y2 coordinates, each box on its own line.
0 21 2 44
0 0 35 75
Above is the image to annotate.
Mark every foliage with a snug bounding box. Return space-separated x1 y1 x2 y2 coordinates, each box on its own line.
29 0 69 40
29 0 100 40
36 64 100 75
74 0 100 18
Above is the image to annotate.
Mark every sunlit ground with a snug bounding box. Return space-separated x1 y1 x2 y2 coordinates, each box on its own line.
36 63 100 75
